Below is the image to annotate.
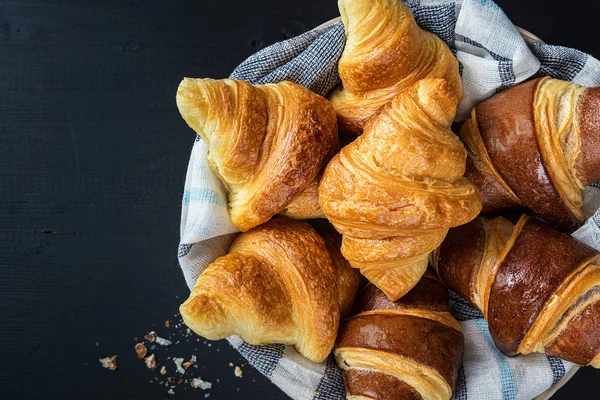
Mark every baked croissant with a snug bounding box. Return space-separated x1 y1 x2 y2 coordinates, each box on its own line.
319 78 482 301
329 0 463 135
335 271 464 400
461 77 600 231
179 217 360 363
176 78 337 231
435 214 600 367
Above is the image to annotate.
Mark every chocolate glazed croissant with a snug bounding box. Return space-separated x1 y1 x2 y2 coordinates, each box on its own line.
319 78 482 301
335 272 464 400
435 214 600 367
329 0 463 135
461 77 600 231
179 217 360 363
176 78 338 231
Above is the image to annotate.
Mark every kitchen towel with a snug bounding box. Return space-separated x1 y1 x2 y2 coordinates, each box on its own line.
177 0 600 399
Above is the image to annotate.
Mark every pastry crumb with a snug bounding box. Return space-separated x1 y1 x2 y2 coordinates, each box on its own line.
191 377 212 390
234 366 243 378
160 365 167 375
99 355 118 371
145 354 157 371
173 358 186 374
134 343 148 359
228 362 233 367
144 332 156 342
155 335 172 346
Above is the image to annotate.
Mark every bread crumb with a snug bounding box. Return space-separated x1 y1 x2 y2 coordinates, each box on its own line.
155 335 172 346
144 332 156 342
191 377 212 390
182 361 194 369
145 354 157 371
134 343 148 359
160 366 167 375
99 355 118 371
228 362 233 367
234 366 243 378
173 358 186 374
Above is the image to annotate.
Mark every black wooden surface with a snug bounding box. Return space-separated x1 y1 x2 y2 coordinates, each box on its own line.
0 0 598 399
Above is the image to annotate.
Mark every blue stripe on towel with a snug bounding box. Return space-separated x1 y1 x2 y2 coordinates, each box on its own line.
312 356 345 400
474 319 516 400
182 188 227 207
546 355 566 385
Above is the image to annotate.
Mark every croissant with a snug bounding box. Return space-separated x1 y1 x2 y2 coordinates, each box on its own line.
319 78 482 301
329 0 463 135
335 271 464 400
176 78 337 231
179 217 360 363
319 226 364 318
461 77 600 231
434 214 600 367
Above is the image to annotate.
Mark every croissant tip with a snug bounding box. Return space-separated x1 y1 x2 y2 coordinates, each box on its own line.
411 78 458 125
176 77 201 97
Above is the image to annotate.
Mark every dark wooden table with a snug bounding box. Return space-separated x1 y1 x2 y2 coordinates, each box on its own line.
1 0 599 398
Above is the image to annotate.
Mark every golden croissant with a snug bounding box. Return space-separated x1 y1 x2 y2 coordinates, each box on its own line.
319 78 481 301
179 217 360 363
461 77 600 231
329 0 463 135
176 78 337 231
435 214 600 367
335 271 464 400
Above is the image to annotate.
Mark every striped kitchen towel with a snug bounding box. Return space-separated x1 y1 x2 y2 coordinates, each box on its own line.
177 0 600 399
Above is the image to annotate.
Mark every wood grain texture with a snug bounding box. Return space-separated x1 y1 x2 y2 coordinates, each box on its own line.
0 0 598 399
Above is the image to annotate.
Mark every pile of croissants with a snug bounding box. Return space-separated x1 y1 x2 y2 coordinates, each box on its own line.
176 0 600 398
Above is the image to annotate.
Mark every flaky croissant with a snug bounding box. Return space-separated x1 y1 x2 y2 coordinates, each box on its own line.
176 78 337 231
335 271 464 400
319 78 481 301
329 0 463 135
461 77 600 231
435 214 600 367
179 217 360 363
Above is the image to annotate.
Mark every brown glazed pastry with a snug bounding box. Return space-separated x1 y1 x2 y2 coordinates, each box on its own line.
329 0 463 135
319 79 482 301
435 214 600 367
461 77 600 231
179 217 360 363
334 271 464 400
176 78 337 231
